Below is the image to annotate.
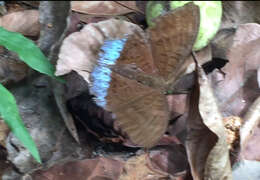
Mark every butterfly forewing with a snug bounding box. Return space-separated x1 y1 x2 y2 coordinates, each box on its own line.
115 29 156 75
148 2 200 81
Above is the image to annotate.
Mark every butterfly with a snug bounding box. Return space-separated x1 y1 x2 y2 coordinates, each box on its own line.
89 2 200 148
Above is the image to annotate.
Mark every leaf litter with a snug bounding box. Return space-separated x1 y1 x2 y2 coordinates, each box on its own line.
0 1 260 180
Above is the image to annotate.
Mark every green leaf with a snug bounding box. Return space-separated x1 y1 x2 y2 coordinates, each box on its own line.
0 83 41 163
0 27 65 83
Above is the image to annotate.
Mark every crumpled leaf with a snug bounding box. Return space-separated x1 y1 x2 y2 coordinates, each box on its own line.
119 153 172 180
149 145 189 177
222 116 242 150
240 96 260 160
186 62 232 180
56 19 143 83
31 157 124 180
71 1 137 16
0 83 41 163
0 10 40 36
208 23 260 116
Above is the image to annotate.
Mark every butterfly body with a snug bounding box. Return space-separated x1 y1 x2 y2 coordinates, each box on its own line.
89 2 200 147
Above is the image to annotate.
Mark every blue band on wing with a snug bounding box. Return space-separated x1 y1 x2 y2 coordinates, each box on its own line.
90 38 127 108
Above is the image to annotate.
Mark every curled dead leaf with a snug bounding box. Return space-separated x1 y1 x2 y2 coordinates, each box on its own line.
186 60 232 180
0 10 40 36
56 19 143 83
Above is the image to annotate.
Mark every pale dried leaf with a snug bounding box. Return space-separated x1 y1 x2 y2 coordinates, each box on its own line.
0 10 40 36
209 23 260 116
186 62 232 180
240 96 260 160
221 1 260 30
232 23 260 47
71 1 137 16
56 19 143 83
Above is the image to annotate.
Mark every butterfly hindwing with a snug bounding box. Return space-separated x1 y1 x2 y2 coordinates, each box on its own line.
106 72 169 147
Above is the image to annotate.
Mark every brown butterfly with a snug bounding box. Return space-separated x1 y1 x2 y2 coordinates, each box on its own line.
89 2 200 148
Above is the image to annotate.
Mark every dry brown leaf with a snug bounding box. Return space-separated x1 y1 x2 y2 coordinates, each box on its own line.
56 19 143 83
0 47 29 85
0 10 40 36
32 157 124 180
71 1 137 16
186 61 232 180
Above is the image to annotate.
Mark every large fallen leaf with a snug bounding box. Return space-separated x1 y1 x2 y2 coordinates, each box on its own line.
0 10 40 36
208 23 260 116
71 1 138 16
32 157 124 180
0 83 41 163
56 19 143 83
186 62 232 179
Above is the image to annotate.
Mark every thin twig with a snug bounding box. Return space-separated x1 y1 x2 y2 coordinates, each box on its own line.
191 51 198 66
114 1 145 15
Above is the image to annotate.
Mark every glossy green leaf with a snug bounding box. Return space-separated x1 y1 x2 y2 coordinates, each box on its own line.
0 83 41 163
0 27 65 83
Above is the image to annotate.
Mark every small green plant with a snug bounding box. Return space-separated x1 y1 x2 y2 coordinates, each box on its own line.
0 27 65 163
